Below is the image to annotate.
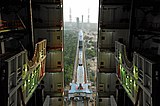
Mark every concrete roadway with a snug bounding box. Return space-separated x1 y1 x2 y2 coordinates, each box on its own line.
70 100 87 106
65 99 94 106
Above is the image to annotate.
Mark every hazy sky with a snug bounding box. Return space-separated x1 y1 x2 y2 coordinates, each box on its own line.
63 0 99 23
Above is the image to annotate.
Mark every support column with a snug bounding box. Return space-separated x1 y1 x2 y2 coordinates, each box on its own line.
0 36 5 54
27 0 34 59
117 87 125 106
35 85 44 106
128 0 136 61
124 92 134 106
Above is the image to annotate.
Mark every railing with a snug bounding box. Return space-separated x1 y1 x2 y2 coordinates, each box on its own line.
115 41 132 70
115 41 136 103
0 20 23 31
29 39 47 66
0 50 28 106
22 39 47 104
0 39 47 106
115 41 155 105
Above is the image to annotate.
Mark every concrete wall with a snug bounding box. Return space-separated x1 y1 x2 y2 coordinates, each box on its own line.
97 73 117 95
99 29 129 49
46 51 63 70
98 52 115 72
50 97 63 106
44 72 64 93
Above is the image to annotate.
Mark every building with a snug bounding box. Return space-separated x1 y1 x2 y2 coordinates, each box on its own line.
0 0 160 106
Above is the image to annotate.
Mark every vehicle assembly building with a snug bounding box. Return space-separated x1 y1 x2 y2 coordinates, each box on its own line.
0 0 160 106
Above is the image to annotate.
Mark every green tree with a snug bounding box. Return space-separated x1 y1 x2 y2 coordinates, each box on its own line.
64 30 78 85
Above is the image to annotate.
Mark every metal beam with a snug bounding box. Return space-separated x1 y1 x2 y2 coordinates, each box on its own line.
128 0 135 61
0 36 5 54
27 0 34 59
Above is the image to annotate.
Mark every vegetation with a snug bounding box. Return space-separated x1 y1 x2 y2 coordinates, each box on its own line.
85 49 96 59
89 71 95 82
64 30 78 85
85 40 96 59
85 38 97 83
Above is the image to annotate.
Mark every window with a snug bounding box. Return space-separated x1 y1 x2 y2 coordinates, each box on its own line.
101 36 105 40
99 99 102 102
100 62 104 65
57 36 60 40
58 98 62 101
57 61 61 65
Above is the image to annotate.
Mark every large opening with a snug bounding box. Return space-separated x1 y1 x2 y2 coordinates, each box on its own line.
63 0 99 90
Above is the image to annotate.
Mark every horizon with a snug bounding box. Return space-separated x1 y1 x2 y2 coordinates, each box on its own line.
63 0 99 23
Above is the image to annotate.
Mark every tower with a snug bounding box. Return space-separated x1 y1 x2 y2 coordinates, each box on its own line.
88 8 90 23
76 17 79 29
69 8 72 23
82 15 83 29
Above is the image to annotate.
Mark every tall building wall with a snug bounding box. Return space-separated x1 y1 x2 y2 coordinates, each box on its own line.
32 0 64 105
97 0 131 105
98 0 160 106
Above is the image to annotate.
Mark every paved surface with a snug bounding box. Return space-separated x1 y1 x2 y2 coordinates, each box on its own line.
69 100 87 106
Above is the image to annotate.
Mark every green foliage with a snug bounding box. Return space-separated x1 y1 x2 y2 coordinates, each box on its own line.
64 64 73 85
85 49 96 59
89 40 93 44
89 71 95 82
64 30 78 85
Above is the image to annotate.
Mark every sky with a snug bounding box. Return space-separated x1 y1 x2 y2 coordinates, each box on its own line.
63 0 99 23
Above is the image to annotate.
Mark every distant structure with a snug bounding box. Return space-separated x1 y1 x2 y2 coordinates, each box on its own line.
87 9 90 28
76 17 79 29
82 15 83 29
88 9 90 23
69 8 72 23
